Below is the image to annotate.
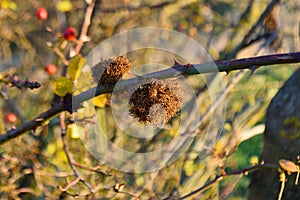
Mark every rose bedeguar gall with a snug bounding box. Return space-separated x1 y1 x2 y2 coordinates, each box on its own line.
91 56 184 125
128 78 184 125
92 56 132 88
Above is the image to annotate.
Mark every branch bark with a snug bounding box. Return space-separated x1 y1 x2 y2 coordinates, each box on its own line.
176 163 279 200
0 52 300 145
249 67 300 200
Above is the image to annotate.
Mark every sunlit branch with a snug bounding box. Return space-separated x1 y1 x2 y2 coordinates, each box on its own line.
0 51 300 145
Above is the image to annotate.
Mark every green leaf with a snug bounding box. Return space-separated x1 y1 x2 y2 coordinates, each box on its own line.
54 76 74 96
68 54 86 80
56 0 73 12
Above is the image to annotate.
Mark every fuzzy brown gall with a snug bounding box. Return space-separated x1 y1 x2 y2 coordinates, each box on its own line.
128 78 183 125
92 56 132 88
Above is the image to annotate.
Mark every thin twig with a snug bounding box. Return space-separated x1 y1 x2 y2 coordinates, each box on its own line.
58 177 81 192
72 160 111 176
53 46 69 65
112 183 140 199
72 0 96 56
14 188 36 196
59 112 94 193
198 0 279 125
224 0 281 59
176 163 279 200
198 70 246 125
118 191 140 199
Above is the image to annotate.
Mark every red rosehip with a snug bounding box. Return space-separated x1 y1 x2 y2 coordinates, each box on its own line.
45 64 57 75
64 27 77 41
36 7 48 20
5 113 17 123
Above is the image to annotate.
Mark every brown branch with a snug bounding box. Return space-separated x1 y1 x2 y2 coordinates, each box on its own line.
59 112 94 193
74 52 300 105
224 0 281 59
118 190 140 199
53 46 69 66
72 161 111 176
0 52 299 145
0 102 65 144
14 187 36 196
175 163 279 200
73 0 96 56
58 177 81 192
112 183 140 199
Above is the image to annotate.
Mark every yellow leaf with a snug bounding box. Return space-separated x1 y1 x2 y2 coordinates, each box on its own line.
67 124 84 139
54 76 74 97
279 159 299 173
184 160 197 176
46 143 57 155
56 0 73 12
93 94 107 108
68 54 86 80
249 156 259 165
1 0 17 10
224 122 232 131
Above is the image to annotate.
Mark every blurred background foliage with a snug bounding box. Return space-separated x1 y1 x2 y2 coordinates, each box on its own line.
0 0 299 199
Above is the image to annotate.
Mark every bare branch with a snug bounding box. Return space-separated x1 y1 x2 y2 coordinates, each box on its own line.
175 163 279 200
0 102 65 144
72 161 111 176
75 51 300 105
73 0 96 56
0 52 299 145
59 112 94 193
224 0 281 59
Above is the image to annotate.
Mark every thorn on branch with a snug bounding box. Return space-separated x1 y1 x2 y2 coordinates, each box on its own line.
172 58 180 67
249 65 260 76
